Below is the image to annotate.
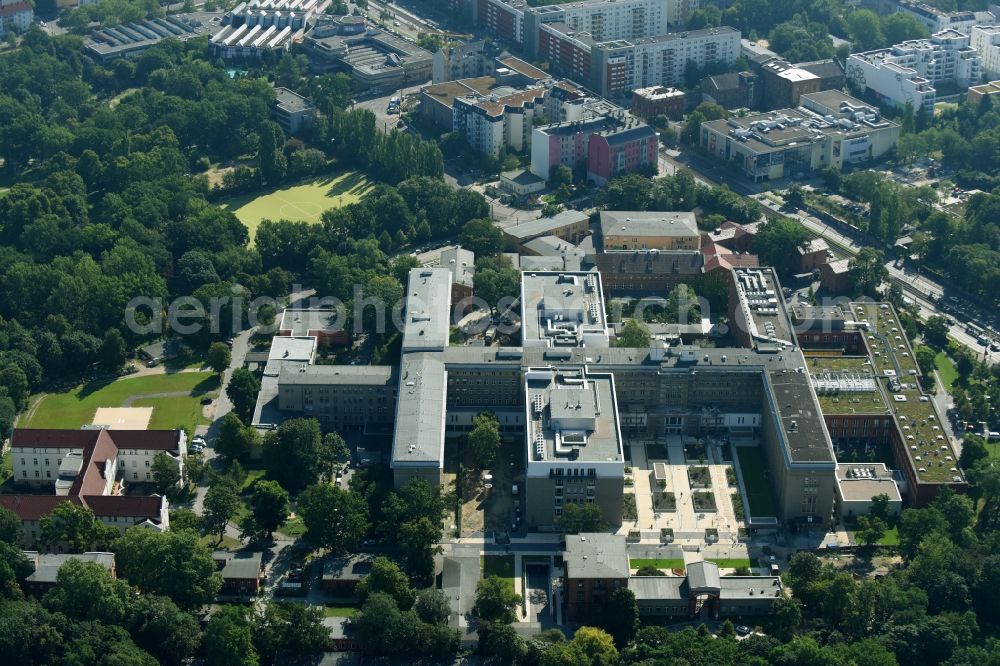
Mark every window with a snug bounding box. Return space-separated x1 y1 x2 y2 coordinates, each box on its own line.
34 471 39 478
44 459 49 466
145 460 150 468
21 471 26 478
33 459 37 465
133 473 138 480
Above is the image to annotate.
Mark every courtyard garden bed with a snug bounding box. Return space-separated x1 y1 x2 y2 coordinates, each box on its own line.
692 491 717 512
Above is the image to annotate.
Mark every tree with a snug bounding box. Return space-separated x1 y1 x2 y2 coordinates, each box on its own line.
665 283 701 324
227 368 261 422
600 173 653 210
39 501 118 553
572 626 618 665
869 493 891 522
556 502 607 534
458 218 503 257
923 315 950 348
99 328 127 370
415 588 452 625
849 247 889 297
203 479 241 542
298 483 369 553
252 601 330 664
42 559 132 624
856 515 887 547
785 183 806 209
959 434 988 471
399 516 441 580
635 565 665 576
127 593 202 666
474 575 522 624
752 217 810 277
258 121 287 185
467 412 500 469
151 451 181 494
616 319 651 348
204 605 258 666
114 528 222 610
169 508 202 533
216 412 260 460
356 556 415 609
248 480 289 540
720 619 736 638
324 432 350 465
0 506 22 545
552 165 573 187
604 587 639 647
263 418 331 492
480 621 527 661
771 596 802 641
208 342 232 374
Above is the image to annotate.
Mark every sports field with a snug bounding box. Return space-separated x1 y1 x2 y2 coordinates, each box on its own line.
220 170 372 241
19 372 218 433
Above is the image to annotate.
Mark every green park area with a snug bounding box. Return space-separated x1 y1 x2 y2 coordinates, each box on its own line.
934 351 959 389
735 446 778 518
630 558 685 571
19 372 218 434
219 170 372 242
482 555 515 592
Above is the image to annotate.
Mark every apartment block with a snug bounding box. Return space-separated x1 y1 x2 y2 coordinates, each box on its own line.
0 0 32 36
700 91 900 182
452 87 548 158
971 24 1000 78
590 27 741 99
846 29 982 113
530 109 656 183
476 0 525 44
432 40 496 84
891 0 991 33
524 0 676 58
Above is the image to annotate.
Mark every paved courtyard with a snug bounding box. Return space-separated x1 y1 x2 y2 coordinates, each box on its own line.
619 435 743 549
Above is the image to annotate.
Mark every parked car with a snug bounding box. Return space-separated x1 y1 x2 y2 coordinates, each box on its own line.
735 625 751 636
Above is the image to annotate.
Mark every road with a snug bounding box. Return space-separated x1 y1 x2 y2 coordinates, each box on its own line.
353 83 427 134
752 192 994 360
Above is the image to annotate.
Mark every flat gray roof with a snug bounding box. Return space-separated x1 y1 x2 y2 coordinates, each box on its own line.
563 533 629 579
220 552 263 579
268 336 317 363
628 575 685 599
766 368 837 464
503 210 589 242
402 268 452 352
279 308 343 337
278 364 395 386
520 271 608 348
732 267 795 349
274 87 313 113
599 211 698 239
525 367 623 464
391 353 447 466
439 247 475 288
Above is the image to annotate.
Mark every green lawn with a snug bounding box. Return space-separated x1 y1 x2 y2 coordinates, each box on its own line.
219 170 372 242
934 352 959 389
20 372 218 433
988 442 1000 460
482 555 515 592
277 514 307 538
708 558 752 569
878 527 899 546
323 605 359 618
630 558 685 571
735 447 778 518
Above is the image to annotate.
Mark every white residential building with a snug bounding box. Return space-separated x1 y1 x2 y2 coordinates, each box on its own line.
591 27 741 99
452 87 548 158
846 29 982 112
971 25 1000 78
524 0 691 56
0 1 32 36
